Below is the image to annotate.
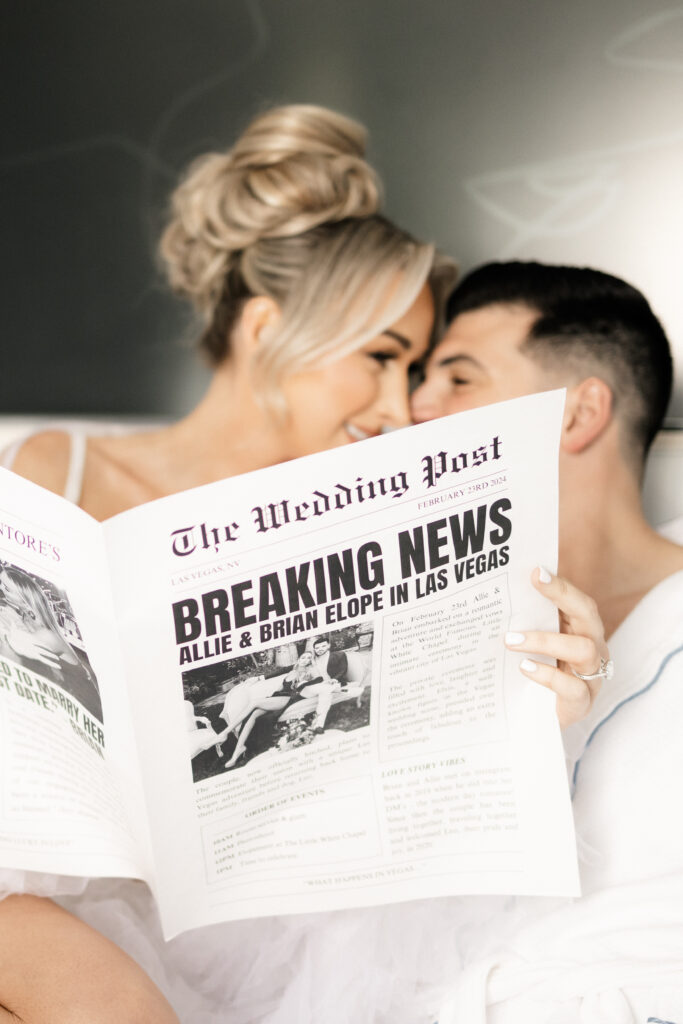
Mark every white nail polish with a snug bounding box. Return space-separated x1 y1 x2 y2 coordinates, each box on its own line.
520 658 538 672
538 566 552 584
505 632 525 646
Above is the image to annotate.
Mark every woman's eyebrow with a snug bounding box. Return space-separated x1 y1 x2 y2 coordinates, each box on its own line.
382 329 412 349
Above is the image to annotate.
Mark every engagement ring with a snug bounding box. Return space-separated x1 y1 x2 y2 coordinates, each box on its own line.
572 657 614 683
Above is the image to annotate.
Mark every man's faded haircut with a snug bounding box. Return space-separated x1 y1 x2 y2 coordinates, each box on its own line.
446 261 673 463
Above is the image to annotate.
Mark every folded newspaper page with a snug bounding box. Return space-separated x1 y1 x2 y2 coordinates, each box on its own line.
0 390 578 937
0 478 153 883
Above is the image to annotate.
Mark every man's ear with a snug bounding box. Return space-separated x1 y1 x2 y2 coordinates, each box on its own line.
234 296 281 355
561 376 614 454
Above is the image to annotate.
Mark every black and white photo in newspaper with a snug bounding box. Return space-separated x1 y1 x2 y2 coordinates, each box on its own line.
104 390 578 938
0 474 154 884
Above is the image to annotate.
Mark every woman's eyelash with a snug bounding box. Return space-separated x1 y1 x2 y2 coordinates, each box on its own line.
368 351 396 365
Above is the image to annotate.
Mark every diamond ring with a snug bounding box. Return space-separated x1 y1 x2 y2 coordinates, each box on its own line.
572 657 613 683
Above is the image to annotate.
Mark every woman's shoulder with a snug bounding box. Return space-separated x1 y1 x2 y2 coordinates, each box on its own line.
3 430 76 497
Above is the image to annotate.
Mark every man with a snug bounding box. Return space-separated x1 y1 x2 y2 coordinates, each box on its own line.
311 636 350 689
411 262 683 1021
413 260 683 635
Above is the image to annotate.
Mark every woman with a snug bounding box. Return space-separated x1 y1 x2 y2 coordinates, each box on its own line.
0 564 102 720
220 677 292 769
222 652 340 768
271 649 342 728
7 109 444 517
0 105 606 1024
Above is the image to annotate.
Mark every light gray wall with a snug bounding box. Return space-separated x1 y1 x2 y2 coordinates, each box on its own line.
3 0 681 419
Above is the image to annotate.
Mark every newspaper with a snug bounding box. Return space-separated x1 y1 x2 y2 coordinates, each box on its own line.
0 390 578 938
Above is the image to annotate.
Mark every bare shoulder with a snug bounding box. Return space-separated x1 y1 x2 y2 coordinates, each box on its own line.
5 430 73 496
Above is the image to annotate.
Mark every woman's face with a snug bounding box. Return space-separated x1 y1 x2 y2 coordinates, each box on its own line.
1 578 32 619
278 283 434 457
298 652 313 667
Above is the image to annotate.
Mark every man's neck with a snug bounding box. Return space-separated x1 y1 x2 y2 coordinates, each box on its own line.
558 454 683 638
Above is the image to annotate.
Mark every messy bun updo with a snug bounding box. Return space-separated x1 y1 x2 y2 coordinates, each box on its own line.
160 104 453 401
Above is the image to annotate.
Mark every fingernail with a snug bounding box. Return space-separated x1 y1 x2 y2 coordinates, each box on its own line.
505 632 526 646
538 566 552 584
520 658 538 672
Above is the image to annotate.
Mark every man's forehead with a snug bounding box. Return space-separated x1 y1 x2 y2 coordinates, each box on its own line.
430 303 539 365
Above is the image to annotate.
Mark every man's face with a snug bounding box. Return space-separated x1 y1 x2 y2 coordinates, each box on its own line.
313 640 330 657
410 304 553 421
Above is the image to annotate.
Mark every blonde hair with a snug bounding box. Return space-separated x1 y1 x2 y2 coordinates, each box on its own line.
160 104 454 401
1 567 61 634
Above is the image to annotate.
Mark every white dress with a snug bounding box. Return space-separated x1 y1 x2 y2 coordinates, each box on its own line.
3 435 683 1023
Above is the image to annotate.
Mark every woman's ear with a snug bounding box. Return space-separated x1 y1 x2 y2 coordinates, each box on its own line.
561 376 614 454
235 296 281 355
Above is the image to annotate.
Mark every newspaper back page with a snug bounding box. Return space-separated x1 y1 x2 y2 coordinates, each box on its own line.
0 471 153 883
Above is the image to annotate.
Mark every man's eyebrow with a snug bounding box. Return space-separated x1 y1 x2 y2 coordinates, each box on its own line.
435 353 483 370
382 329 411 349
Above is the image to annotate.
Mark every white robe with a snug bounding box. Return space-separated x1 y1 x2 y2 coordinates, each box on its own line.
441 569 683 1023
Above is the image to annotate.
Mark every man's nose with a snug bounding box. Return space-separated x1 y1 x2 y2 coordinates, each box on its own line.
376 374 412 429
410 382 440 423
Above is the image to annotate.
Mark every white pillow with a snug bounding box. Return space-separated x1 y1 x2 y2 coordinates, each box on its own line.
658 516 683 544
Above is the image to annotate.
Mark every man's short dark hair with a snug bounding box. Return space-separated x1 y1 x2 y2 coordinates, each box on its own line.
446 261 673 460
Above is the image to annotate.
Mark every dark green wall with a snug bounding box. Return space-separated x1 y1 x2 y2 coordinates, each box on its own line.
3 0 681 418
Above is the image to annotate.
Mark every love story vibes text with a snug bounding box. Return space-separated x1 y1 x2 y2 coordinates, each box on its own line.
172 498 512 665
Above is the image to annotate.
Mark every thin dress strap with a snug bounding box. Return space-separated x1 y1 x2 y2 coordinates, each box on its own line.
1 429 88 505
0 438 24 470
62 431 87 505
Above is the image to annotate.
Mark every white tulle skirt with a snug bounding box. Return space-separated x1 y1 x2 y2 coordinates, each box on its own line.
0 868 540 1023
5 869 682 1023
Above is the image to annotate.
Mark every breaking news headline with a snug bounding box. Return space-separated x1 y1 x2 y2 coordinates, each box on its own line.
172 499 512 665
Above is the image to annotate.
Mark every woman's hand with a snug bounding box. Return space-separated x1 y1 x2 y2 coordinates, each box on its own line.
504 567 610 728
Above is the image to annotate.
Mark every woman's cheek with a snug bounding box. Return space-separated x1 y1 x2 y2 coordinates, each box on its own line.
353 367 382 412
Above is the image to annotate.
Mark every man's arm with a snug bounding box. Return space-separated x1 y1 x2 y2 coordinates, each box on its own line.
327 651 348 681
